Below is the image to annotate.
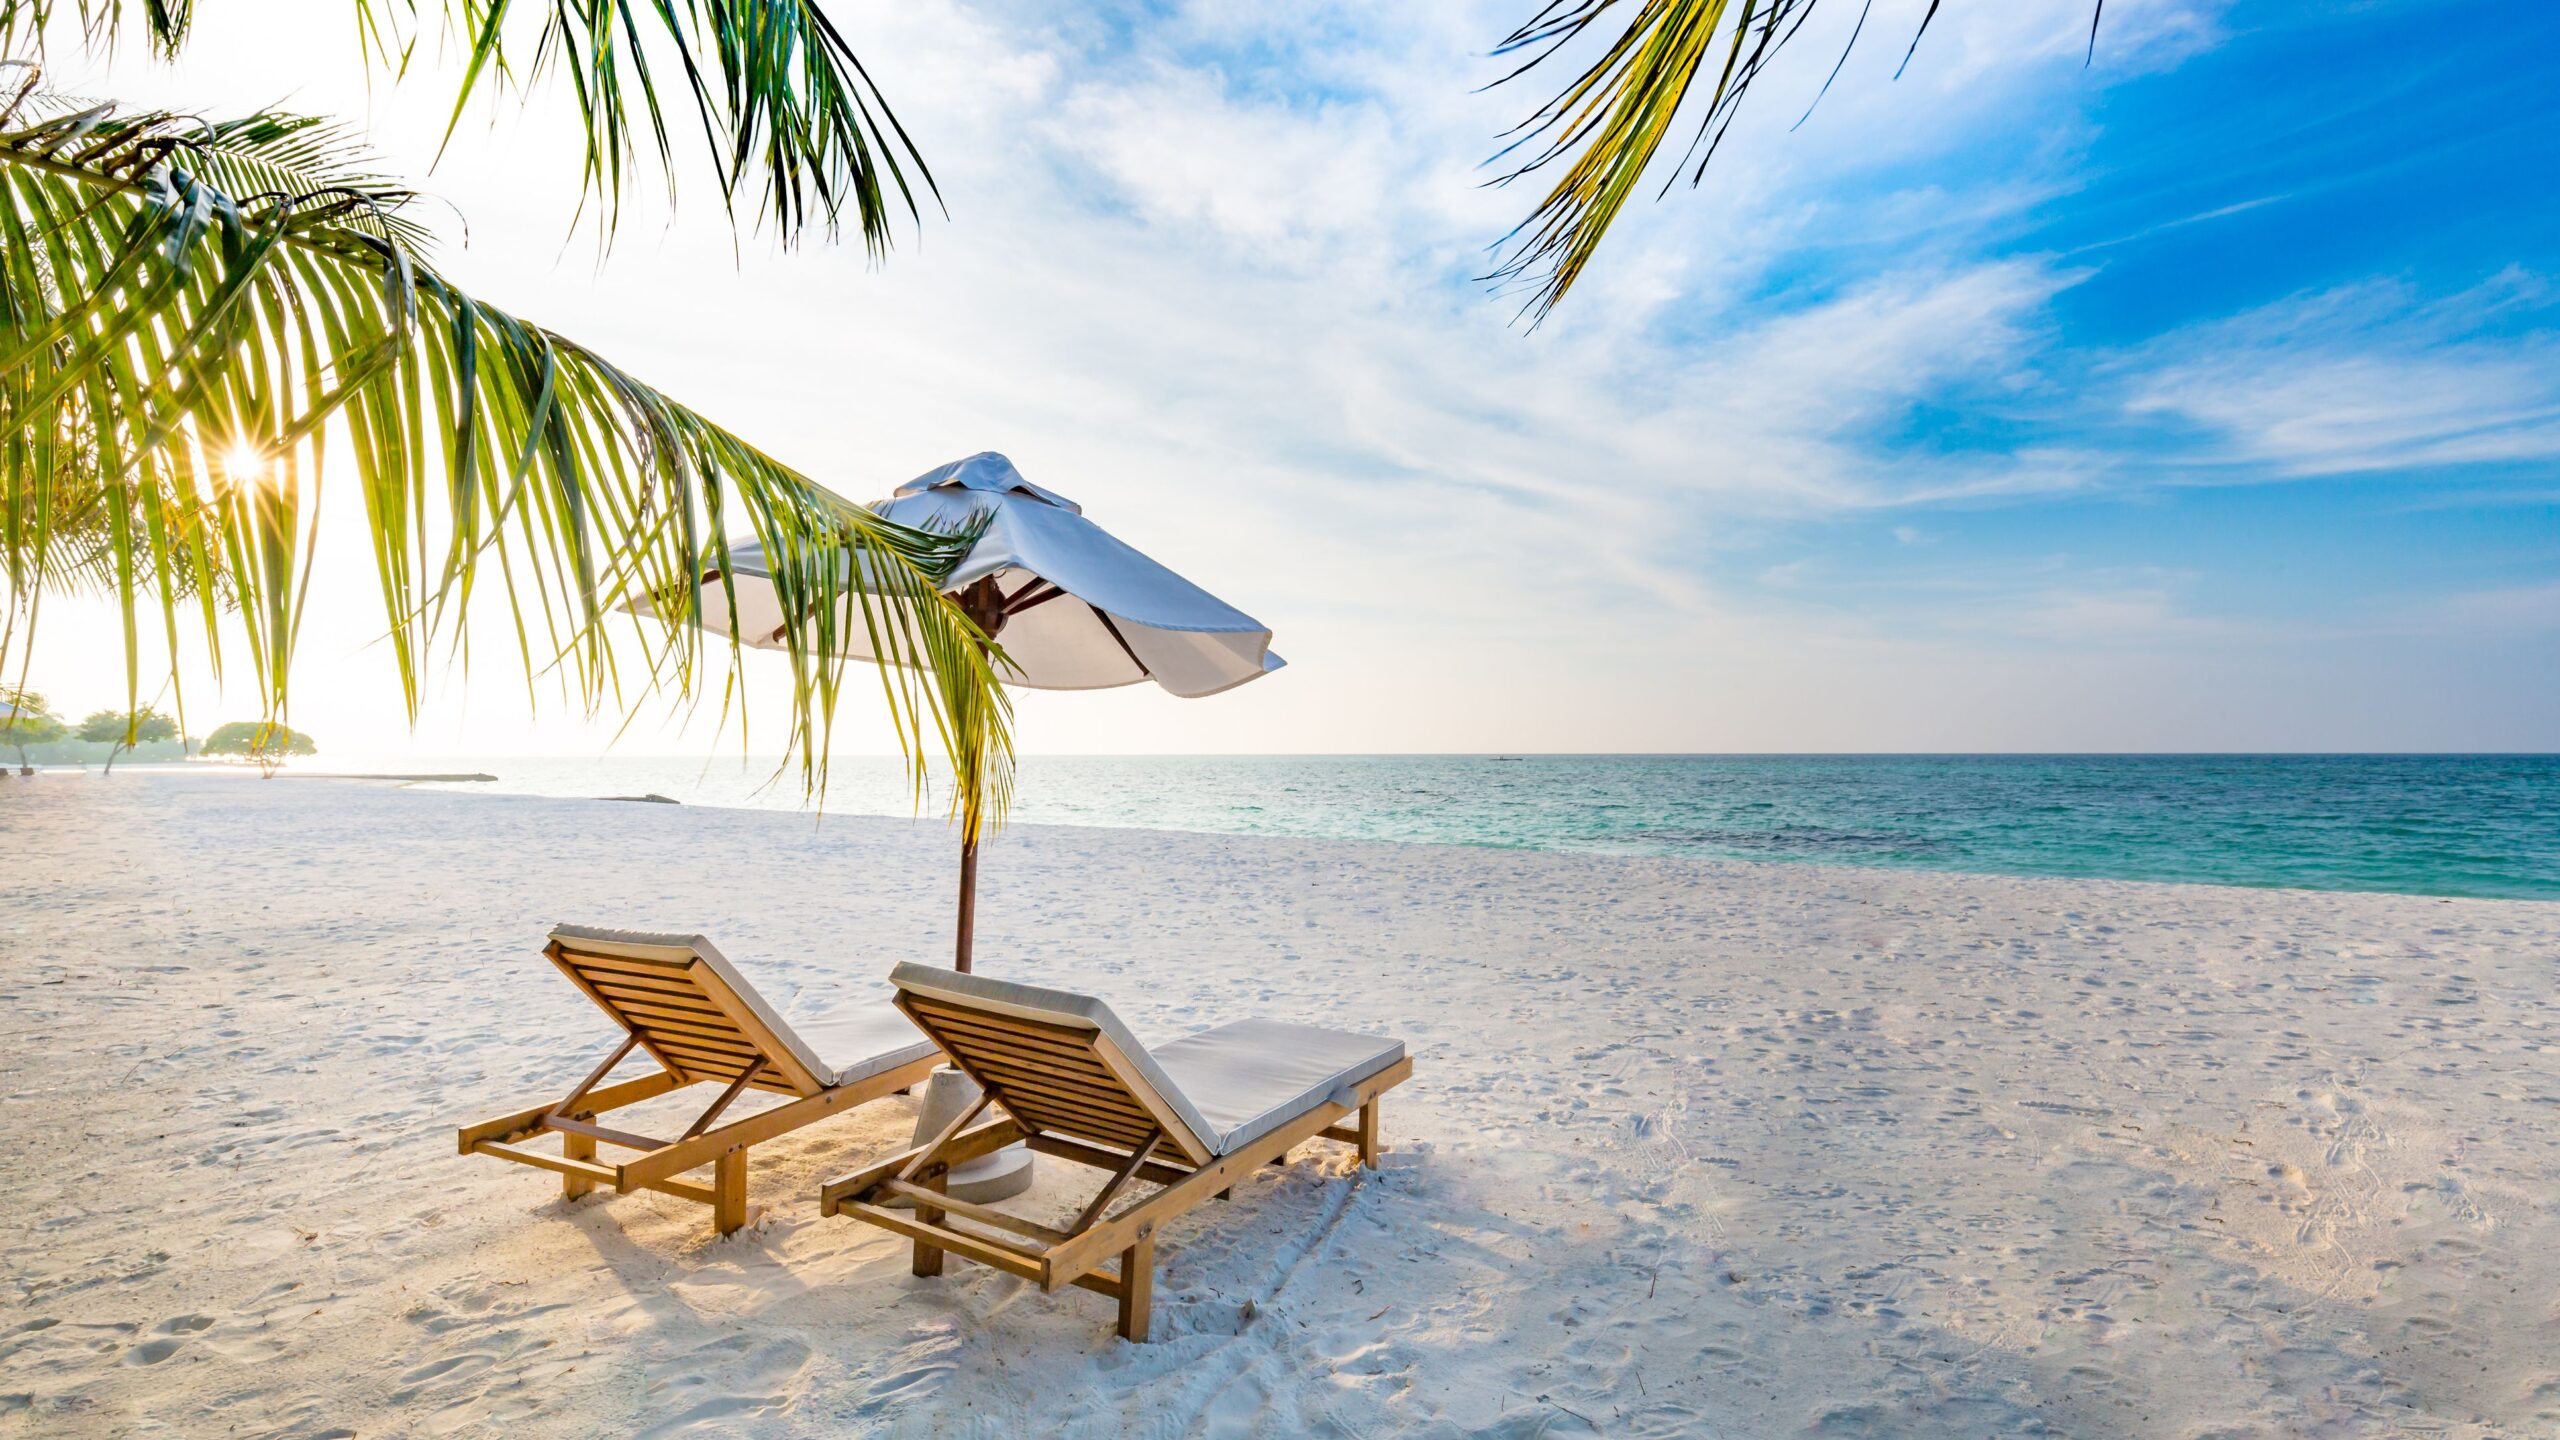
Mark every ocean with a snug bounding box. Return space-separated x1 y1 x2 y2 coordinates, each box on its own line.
379 753 2560 902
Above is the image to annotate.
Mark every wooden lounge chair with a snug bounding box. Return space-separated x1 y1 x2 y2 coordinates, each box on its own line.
818 964 1412 1341
459 926 942 1236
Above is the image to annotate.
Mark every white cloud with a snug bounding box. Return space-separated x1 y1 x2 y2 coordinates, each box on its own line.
2125 275 2560 475
1048 66 1405 267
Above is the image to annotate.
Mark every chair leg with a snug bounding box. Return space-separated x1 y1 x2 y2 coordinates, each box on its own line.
911 1172 947 1277
1116 1236 1155 1343
1357 1098 1381 1168
713 1150 750 1235
561 1131 598 1200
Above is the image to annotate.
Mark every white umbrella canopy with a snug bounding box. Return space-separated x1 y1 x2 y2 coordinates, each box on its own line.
655 451 1283 973
685 452 1284 697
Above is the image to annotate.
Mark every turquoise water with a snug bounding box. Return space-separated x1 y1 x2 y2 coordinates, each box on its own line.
404 754 2560 901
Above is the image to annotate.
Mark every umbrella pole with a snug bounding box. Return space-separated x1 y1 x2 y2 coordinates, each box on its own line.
955 832 979 973
950 577 1006 977
909 587 1035 1206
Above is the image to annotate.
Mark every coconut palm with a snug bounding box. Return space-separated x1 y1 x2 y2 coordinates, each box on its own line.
0 0 2095 819
0 3 1011 814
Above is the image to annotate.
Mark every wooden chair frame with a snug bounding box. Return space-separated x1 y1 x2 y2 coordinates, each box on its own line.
819 990 1413 1341
459 938 940 1235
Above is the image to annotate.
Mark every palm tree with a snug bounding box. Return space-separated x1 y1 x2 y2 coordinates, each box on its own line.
0 0 2091 817
1488 0 2108 320
0 3 1011 814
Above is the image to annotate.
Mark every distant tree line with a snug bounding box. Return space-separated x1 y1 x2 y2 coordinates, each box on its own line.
1 690 316 773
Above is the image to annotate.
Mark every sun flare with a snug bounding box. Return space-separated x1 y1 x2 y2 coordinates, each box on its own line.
222 441 269 484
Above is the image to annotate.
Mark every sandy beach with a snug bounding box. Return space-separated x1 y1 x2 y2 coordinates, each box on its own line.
2 771 2554 1437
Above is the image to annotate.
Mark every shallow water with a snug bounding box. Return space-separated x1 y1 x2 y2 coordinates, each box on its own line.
365 753 2560 901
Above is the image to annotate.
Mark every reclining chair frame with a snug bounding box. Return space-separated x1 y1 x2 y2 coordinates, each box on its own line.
819 986 1412 1341
461 936 941 1235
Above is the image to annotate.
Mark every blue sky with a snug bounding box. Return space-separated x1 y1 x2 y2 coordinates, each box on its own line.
1772 0 2560 643
30 0 2560 753
1560 0 2560 648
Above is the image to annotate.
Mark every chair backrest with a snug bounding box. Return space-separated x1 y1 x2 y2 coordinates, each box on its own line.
888 963 1220 1163
548 926 830 1096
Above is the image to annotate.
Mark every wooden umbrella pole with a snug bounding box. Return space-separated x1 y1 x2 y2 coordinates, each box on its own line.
955 829 980 973
951 577 1009 975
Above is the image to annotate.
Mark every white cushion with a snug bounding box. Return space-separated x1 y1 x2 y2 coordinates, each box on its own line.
791 1004 938 1086
888 964 1401 1156
1150 1019 1404 1153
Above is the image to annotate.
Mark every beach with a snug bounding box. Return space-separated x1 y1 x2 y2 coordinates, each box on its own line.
2 772 2555 1437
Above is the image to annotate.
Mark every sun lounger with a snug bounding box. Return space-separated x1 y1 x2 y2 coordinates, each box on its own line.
458 926 942 1235
818 964 1412 1341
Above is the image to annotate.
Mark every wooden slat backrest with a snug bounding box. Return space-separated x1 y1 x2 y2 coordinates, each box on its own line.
895 993 1206 1162
547 940 814 1096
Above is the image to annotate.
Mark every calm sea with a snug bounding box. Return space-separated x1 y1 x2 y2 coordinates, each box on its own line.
380 754 2560 902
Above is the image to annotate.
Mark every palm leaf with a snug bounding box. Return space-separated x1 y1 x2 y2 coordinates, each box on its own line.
0 0 188 58
0 71 1010 806
1486 1 2103 320
0 0 934 252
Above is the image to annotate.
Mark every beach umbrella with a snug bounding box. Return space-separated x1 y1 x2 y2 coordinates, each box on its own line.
658 451 1282 1200
681 451 1284 971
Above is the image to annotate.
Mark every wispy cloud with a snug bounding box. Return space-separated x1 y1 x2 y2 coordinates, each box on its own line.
2414 579 2560 635
2123 274 2560 476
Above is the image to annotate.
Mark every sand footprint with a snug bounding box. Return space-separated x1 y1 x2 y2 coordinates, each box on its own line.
393 1351 498 1402
0 1328 61 1407
634 1334 813 1438
122 1337 184 1366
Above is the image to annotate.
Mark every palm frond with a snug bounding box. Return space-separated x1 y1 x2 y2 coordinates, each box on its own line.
0 0 934 251
1484 0 1803 324
1486 1 2102 320
0 0 189 58
0 72 1009 804
1 395 228 599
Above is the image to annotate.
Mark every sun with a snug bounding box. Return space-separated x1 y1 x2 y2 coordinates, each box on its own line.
222 441 270 484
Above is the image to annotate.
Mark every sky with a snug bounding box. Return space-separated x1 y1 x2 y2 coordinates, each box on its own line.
17 0 2560 757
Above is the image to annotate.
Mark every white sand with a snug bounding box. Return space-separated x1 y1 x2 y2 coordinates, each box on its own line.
1 772 2554 1438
